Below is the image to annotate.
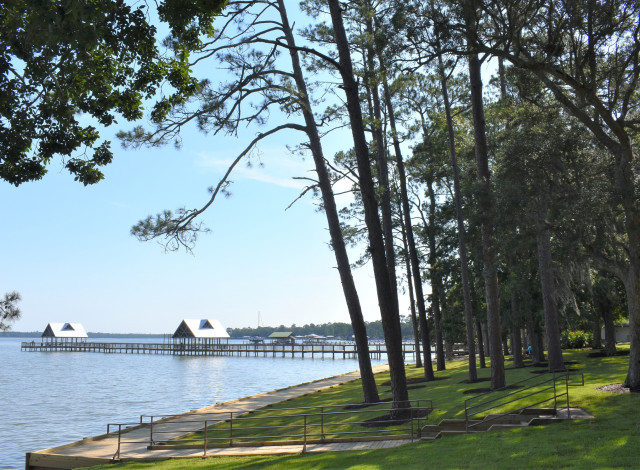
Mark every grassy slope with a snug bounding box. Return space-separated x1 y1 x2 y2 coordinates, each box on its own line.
87 348 640 469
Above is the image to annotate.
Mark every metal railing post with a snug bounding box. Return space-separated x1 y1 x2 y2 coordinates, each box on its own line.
113 424 122 461
565 373 572 419
229 412 233 446
411 408 414 442
303 415 307 453
321 406 325 442
553 372 558 413
416 399 422 439
464 401 469 433
149 416 154 446
204 420 208 457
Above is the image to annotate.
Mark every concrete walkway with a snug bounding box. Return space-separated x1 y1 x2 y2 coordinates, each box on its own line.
27 364 407 469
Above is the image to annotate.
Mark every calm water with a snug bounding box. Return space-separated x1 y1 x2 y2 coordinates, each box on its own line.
0 337 385 469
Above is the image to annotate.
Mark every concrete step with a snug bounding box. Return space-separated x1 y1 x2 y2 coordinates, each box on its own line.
519 407 557 416
420 406 583 439
484 413 533 424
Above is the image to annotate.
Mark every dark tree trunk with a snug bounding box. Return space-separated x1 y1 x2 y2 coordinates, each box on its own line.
537 333 546 363
535 203 565 372
327 0 409 414
466 41 505 389
603 306 617 357
526 315 542 364
502 336 510 357
591 318 602 350
426 178 446 371
439 52 476 380
446 341 454 361
512 326 524 368
627 271 640 388
510 283 525 368
595 276 617 356
362 17 399 314
399 211 422 368
585 269 602 350
476 320 486 368
384 79 432 376
277 0 379 401
614 143 640 389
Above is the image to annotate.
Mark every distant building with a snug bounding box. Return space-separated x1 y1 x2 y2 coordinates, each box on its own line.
601 324 631 343
41 323 88 343
301 333 327 344
172 319 230 345
268 331 296 345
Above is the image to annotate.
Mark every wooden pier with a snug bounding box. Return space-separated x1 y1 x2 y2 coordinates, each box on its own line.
20 340 421 360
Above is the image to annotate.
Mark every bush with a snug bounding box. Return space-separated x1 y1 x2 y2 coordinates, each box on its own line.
561 330 593 349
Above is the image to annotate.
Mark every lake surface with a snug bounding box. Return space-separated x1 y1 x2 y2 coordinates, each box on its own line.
0 337 386 469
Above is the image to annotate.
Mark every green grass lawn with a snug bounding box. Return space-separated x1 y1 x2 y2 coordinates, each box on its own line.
86 347 640 469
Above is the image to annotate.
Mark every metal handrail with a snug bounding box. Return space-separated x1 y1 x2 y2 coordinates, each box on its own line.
107 399 433 461
107 398 433 459
465 371 584 415
464 371 583 432
138 399 433 423
148 404 433 436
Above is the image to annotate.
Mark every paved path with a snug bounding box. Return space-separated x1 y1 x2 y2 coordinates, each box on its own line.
28 364 407 468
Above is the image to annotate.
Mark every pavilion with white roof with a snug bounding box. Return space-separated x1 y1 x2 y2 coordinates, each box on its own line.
41 322 88 343
172 319 230 345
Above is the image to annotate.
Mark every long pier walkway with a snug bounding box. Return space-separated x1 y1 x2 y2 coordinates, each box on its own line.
21 340 422 359
25 365 398 469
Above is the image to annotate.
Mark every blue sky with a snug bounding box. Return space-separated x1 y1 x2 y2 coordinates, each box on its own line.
1 113 402 333
1 4 402 335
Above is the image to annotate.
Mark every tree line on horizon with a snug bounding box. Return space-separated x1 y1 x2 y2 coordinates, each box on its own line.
3 0 640 417
227 318 418 341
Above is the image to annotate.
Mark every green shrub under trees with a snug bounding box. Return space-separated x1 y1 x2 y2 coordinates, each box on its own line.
561 330 593 350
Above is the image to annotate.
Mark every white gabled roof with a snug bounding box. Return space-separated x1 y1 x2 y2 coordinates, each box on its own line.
42 322 88 338
173 319 230 339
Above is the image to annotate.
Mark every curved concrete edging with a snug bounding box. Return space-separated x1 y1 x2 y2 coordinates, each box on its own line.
26 364 392 469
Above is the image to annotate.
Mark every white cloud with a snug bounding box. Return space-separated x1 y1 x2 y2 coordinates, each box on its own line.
195 147 316 191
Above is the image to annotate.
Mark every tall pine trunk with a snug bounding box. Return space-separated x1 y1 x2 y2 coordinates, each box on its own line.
426 178 446 371
512 325 524 368
277 0 379 401
535 202 565 372
476 320 487 368
585 271 602 350
363 14 399 314
382 76 434 379
327 0 410 414
400 217 422 368
438 51 477 382
526 308 545 364
614 143 640 390
594 272 617 356
591 318 602 349
466 47 505 389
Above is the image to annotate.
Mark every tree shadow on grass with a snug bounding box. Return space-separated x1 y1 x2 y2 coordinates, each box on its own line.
361 407 432 427
458 377 491 384
407 384 426 391
380 376 451 387
588 350 630 358
530 368 580 374
462 384 523 394
344 399 392 410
